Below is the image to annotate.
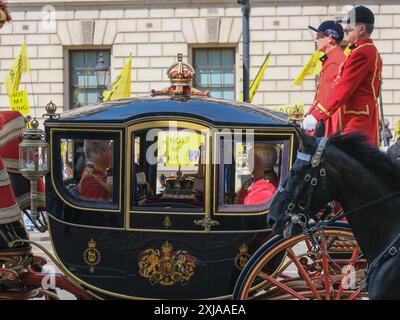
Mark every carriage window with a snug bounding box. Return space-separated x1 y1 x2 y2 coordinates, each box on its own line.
60 138 114 202
217 136 287 213
131 127 206 211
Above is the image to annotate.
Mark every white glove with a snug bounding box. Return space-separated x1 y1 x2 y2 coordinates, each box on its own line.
302 114 318 131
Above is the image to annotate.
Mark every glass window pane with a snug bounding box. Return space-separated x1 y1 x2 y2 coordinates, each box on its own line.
221 50 234 66
195 50 207 66
76 90 86 105
209 50 221 66
72 89 79 106
196 70 209 86
223 90 235 101
223 72 234 86
86 52 98 67
76 70 87 86
132 126 206 211
210 89 222 99
103 52 111 66
72 71 79 86
210 70 222 86
217 136 283 212
86 89 99 104
87 70 97 87
72 52 84 68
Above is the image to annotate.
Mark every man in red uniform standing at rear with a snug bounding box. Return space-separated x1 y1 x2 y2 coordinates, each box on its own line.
303 5 382 146
304 20 345 137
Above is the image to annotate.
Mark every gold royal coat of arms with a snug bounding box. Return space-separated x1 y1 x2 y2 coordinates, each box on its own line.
138 241 196 286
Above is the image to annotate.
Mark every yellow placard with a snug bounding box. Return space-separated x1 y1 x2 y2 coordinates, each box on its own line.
165 132 202 167
267 103 305 121
267 103 304 115
9 90 30 114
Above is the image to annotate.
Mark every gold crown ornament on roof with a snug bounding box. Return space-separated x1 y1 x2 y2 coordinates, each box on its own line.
151 53 209 99
167 53 195 86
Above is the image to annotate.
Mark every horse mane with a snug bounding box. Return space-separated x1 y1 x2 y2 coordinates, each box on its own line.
327 133 400 184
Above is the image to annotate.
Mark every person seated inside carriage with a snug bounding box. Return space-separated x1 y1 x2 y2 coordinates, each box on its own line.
77 140 113 201
235 144 278 205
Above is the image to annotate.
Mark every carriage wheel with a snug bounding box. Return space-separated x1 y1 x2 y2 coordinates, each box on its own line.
233 224 368 300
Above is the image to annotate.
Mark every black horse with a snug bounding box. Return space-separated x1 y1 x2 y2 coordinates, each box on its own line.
268 131 400 300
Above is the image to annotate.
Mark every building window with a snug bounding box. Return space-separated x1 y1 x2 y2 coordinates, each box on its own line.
69 50 110 108
193 48 235 100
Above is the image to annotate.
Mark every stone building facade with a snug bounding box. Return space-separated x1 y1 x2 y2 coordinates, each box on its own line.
0 0 399 130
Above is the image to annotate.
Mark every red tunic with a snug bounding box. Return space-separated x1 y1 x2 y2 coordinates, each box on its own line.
306 47 345 137
0 111 45 209
236 179 277 205
310 39 382 146
0 113 21 224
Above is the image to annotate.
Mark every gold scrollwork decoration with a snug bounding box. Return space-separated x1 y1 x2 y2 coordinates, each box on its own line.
138 241 196 286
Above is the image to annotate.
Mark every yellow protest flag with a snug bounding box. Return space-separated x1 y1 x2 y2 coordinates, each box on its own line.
293 51 324 86
4 42 30 97
9 90 30 115
103 56 132 101
240 52 271 103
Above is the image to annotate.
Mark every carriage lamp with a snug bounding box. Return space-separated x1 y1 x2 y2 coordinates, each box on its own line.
19 119 48 221
94 53 110 102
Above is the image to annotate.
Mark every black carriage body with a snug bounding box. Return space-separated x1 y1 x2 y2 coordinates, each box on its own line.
44 96 296 299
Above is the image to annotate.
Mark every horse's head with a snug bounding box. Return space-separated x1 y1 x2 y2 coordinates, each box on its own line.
267 130 341 236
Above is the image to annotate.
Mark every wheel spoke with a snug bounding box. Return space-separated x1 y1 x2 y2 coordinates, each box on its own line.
305 239 313 251
287 248 322 300
335 245 360 300
320 235 332 300
237 228 367 300
347 287 362 300
258 271 307 300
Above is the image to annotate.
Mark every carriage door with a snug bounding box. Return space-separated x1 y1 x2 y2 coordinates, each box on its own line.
125 120 211 298
207 130 294 297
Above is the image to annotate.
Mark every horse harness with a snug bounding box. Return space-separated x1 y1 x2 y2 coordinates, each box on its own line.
278 136 400 290
278 137 333 229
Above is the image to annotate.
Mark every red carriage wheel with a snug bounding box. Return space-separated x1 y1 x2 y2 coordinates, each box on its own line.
233 224 368 300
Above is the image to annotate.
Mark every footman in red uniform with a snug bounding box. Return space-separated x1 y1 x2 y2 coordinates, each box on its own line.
304 20 345 137
303 5 382 146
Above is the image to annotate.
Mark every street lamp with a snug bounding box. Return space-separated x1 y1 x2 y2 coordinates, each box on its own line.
238 0 250 103
19 119 48 225
94 53 110 102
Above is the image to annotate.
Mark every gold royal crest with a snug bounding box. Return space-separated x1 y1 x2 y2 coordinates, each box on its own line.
138 241 196 286
83 239 101 273
234 244 251 270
